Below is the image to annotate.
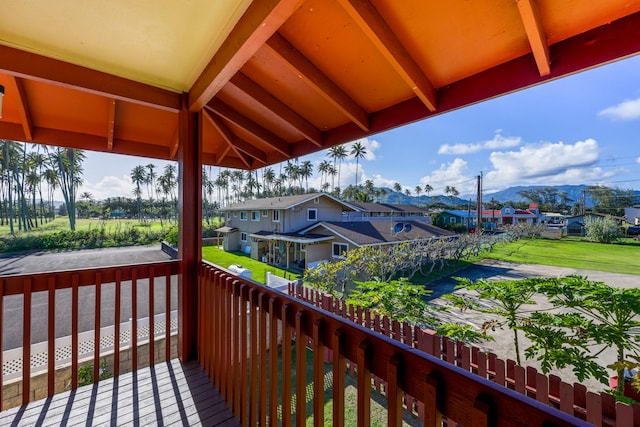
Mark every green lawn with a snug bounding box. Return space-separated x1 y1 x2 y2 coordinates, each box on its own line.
0 217 173 237
202 246 300 285
481 237 640 275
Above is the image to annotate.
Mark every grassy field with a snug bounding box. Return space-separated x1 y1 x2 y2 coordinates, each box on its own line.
482 237 640 275
201 246 301 284
0 217 173 237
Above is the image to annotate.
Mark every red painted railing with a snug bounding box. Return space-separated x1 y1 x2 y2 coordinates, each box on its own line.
289 284 640 426
0 260 179 409
198 261 590 426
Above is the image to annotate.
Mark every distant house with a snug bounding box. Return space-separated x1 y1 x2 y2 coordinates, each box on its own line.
440 204 540 230
565 213 623 236
624 206 640 225
217 193 451 269
439 210 476 228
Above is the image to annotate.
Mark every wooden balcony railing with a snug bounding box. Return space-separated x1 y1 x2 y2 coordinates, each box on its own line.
198 261 589 426
0 260 179 409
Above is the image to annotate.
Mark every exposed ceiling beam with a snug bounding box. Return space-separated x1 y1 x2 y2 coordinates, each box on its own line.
106 99 116 150
7 76 34 141
228 73 323 147
204 109 267 164
337 0 437 111
0 45 181 112
188 0 305 111
217 143 232 163
516 0 550 76
204 109 252 169
206 100 292 158
265 33 370 131
323 10 640 150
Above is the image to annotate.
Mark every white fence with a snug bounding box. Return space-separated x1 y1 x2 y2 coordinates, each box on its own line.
2 310 178 382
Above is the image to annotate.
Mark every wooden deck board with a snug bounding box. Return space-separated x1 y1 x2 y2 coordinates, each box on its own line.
0 359 238 427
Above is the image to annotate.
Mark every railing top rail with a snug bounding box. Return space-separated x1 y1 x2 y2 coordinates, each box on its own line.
0 259 179 295
200 261 588 426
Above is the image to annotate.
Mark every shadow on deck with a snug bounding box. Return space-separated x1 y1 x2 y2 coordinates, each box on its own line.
0 359 238 426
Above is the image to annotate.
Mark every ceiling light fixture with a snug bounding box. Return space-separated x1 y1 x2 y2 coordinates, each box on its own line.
0 85 4 118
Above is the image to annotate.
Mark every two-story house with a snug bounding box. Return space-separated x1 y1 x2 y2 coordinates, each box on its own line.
218 193 453 269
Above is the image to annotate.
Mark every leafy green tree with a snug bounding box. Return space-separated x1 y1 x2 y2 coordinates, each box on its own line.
450 277 541 365
522 276 640 393
585 216 621 243
348 279 489 344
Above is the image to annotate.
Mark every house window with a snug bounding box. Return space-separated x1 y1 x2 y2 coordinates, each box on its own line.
307 208 318 221
233 212 238 217
240 232 248 242
450 217 456 224
240 211 247 221
226 212 231 219
272 210 280 222
332 242 348 259
504 208 511 214
314 197 320 204
262 210 268 217
251 211 260 221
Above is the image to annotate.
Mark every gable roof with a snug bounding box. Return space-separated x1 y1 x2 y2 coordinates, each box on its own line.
302 220 454 247
221 193 356 211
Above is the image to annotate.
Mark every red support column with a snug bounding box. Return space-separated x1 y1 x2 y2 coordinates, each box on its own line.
178 94 202 361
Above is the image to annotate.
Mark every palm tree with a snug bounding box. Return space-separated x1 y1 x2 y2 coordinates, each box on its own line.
393 182 402 203
415 185 422 198
444 185 459 204
350 141 367 188
318 160 331 190
263 167 275 196
300 160 313 193
130 165 146 221
328 145 347 193
423 183 434 200
48 147 86 230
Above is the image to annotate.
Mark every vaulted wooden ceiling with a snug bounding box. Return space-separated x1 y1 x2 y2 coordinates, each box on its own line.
0 0 639 169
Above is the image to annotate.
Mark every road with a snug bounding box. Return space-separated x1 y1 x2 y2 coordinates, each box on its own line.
0 246 176 350
427 259 640 391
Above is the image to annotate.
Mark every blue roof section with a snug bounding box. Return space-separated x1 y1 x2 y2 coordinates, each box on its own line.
442 210 476 218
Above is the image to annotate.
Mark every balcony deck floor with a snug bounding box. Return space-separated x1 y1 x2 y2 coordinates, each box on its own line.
0 359 239 427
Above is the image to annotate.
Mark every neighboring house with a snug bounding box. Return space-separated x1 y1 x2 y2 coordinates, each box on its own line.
343 202 431 223
300 221 454 264
440 204 541 231
540 212 567 226
217 193 356 267
624 206 640 225
439 210 477 228
565 213 623 236
217 193 451 269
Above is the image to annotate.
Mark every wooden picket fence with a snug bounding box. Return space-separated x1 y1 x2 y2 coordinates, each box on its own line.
288 283 640 427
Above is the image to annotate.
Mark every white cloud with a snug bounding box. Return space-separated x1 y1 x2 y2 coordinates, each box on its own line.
74 175 134 200
438 134 521 155
598 97 640 121
483 139 613 189
418 158 476 195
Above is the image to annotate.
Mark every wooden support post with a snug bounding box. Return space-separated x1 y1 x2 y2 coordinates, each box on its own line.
178 94 202 361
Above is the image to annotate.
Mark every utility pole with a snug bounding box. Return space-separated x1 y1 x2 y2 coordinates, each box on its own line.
476 173 483 232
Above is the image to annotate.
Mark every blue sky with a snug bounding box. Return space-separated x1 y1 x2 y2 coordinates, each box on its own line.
80 54 640 200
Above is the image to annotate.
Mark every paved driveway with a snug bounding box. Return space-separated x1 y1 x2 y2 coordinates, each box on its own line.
427 259 640 391
0 246 176 350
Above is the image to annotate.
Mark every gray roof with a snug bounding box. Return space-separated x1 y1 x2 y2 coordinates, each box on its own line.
221 193 355 211
215 226 238 233
303 220 454 246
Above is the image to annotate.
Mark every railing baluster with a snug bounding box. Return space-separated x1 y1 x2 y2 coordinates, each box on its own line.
114 270 121 377
131 269 137 372
0 279 4 412
71 274 79 390
165 265 171 362
148 267 154 367
357 341 371 427
250 288 259 426
332 328 345 427
229 278 238 416
281 303 292 427
387 355 402 427
22 278 32 405
94 272 101 382
258 292 268 427
295 311 306 426
269 298 279 427
47 277 55 398
312 319 324 427
240 284 249 423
